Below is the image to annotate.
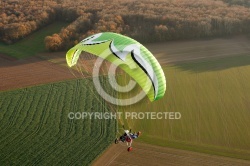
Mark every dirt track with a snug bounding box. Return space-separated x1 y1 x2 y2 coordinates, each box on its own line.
93 142 250 166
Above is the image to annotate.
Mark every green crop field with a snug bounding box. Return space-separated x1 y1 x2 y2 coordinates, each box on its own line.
0 78 116 165
0 21 68 59
118 54 250 160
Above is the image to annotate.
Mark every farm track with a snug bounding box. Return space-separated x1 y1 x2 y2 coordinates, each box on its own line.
93 142 250 166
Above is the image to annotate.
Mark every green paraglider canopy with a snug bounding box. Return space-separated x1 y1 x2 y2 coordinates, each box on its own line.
66 32 166 101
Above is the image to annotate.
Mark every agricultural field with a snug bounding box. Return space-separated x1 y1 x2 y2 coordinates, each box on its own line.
117 44 250 160
0 79 116 165
1 0 250 164
1 32 250 164
0 21 68 59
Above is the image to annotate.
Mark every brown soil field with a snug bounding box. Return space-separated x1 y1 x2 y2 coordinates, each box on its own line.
0 55 76 91
93 142 250 166
0 52 118 91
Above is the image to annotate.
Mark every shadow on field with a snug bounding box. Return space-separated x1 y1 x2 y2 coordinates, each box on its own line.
172 55 250 73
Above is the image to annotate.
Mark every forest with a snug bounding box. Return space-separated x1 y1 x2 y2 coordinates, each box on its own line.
1 0 250 51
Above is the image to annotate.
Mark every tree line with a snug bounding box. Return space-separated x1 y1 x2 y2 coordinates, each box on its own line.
1 0 250 51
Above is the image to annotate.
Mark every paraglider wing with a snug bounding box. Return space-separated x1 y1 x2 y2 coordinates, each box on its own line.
66 32 166 101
